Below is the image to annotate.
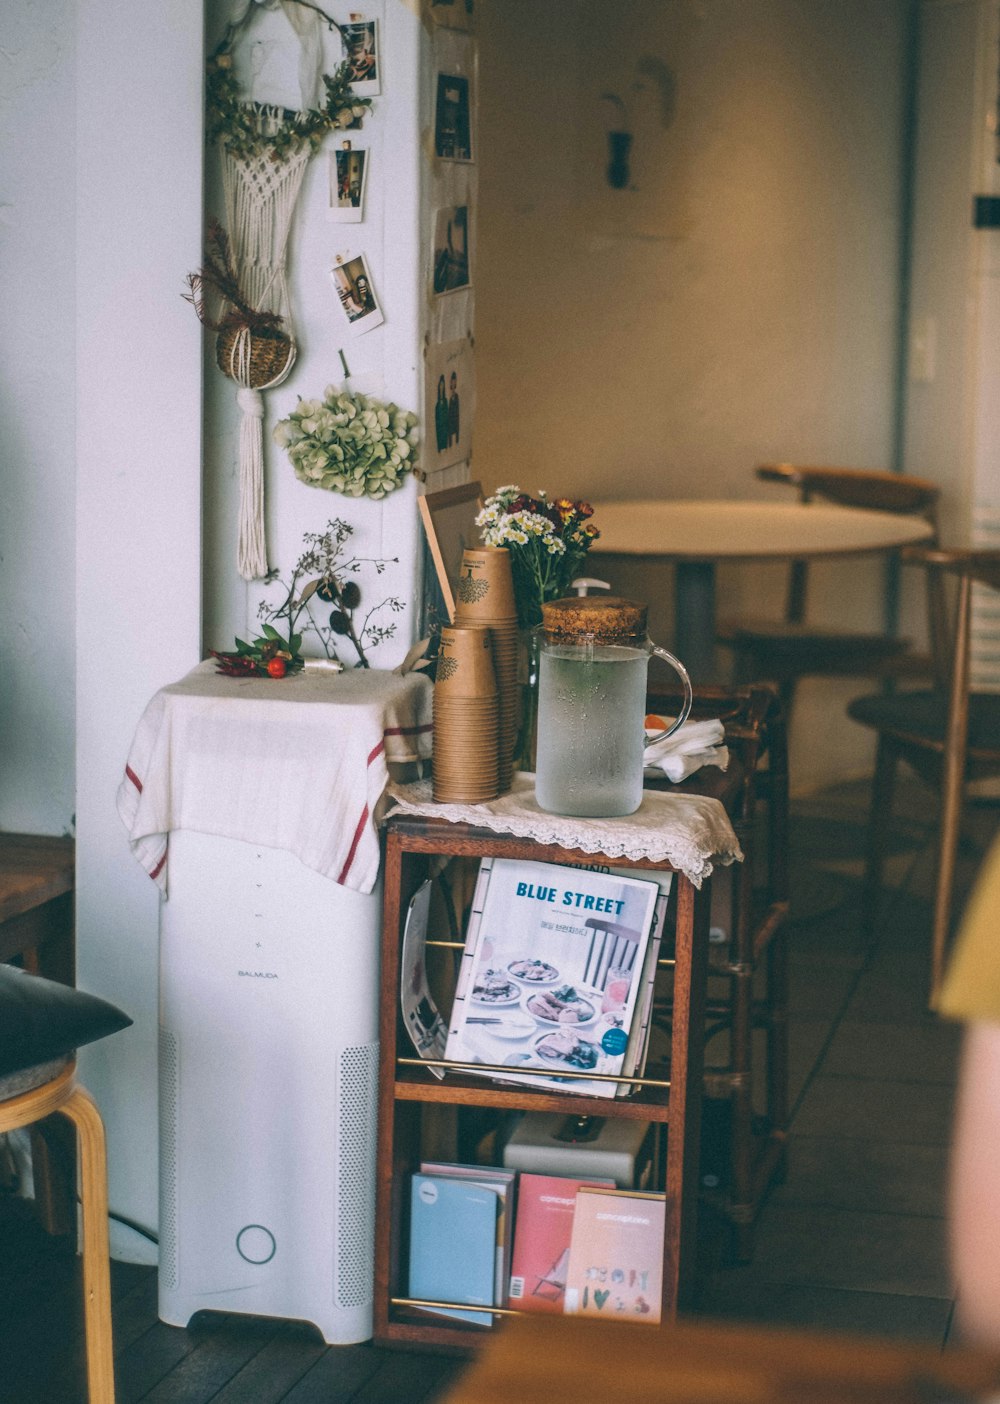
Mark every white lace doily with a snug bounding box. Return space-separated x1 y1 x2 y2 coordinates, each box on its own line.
384 773 742 887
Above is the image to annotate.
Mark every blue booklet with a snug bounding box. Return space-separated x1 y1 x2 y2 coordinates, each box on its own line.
409 1173 500 1325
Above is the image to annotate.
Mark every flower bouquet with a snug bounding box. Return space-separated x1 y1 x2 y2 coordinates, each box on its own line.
476 486 600 628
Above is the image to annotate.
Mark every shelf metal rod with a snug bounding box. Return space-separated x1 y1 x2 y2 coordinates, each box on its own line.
390 1296 519 1317
427 945 677 964
396 1056 671 1089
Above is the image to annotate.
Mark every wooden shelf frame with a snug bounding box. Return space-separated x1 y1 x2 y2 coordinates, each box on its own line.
374 816 712 1352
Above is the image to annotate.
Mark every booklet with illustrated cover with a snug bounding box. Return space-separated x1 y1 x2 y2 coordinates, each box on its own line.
445 858 660 1097
508 1173 614 1314
563 1186 667 1324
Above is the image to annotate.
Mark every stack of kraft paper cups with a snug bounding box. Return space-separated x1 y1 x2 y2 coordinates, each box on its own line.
453 546 518 792
432 624 500 802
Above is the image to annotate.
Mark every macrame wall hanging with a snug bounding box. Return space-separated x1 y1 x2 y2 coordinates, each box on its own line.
201 0 372 580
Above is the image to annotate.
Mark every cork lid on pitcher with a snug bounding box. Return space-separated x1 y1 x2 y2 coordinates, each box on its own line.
541 595 647 642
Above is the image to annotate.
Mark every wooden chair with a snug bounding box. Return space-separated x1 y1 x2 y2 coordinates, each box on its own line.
718 464 940 713
646 682 790 1260
846 547 1000 1005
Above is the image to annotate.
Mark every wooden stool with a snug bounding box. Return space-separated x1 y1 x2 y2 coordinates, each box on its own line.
0 833 77 1234
0 1059 115 1403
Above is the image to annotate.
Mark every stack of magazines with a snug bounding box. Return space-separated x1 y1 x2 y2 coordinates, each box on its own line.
408 1163 666 1326
431 857 671 1098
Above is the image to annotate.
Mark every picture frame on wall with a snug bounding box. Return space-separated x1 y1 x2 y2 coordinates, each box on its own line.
342 18 381 96
433 205 470 293
329 142 369 222
418 480 483 621
425 337 474 470
331 252 384 335
435 73 473 161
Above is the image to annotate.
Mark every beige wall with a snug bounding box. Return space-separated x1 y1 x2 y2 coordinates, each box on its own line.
474 0 915 791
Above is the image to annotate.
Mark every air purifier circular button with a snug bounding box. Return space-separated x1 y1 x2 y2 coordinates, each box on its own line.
236 1224 276 1264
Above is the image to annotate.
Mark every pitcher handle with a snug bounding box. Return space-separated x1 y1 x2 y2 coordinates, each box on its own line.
650 646 694 739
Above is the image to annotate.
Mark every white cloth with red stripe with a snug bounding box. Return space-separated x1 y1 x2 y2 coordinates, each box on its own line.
117 660 433 895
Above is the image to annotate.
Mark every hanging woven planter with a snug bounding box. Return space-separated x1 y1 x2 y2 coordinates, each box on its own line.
216 322 296 389
186 219 302 578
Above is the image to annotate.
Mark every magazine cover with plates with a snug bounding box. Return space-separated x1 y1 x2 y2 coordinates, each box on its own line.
445 858 659 1097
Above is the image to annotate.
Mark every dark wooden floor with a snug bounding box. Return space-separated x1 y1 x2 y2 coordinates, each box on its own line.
2 776 996 1401
0 1196 470 1403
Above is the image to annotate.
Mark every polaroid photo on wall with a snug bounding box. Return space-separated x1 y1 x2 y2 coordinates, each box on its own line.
329 142 369 222
342 17 380 96
435 73 473 161
425 337 474 471
432 205 470 294
331 253 384 336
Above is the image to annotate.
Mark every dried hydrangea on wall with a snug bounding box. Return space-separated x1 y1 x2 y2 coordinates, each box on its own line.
274 387 419 499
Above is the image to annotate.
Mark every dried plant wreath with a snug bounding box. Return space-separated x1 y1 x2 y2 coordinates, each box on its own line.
206 0 372 163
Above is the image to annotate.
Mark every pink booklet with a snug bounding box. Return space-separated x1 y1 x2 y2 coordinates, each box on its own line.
508 1173 613 1314
563 1187 667 1324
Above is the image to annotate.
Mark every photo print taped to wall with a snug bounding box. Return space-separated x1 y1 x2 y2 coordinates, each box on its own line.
433 205 470 294
435 73 473 161
342 16 380 96
425 337 475 471
329 142 369 222
331 252 384 335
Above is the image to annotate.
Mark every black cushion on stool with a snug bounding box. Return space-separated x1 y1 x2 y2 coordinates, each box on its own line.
0 964 132 1080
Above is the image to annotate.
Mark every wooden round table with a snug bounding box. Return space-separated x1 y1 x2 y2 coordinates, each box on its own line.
590 500 935 679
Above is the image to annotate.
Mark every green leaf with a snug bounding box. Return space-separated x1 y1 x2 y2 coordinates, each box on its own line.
262 624 282 641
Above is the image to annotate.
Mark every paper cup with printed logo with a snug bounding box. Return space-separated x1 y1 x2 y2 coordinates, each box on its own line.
453 547 517 624
434 625 498 700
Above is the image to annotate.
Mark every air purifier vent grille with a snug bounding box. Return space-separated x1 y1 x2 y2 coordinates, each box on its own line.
159 1026 179 1291
335 1042 377 1309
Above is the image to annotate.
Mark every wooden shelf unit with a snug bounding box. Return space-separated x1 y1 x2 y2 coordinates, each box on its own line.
374 816 713 1352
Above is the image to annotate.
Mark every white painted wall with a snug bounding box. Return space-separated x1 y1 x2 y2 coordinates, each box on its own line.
75 0 204 1256
0 1 77 836
202 0 427 671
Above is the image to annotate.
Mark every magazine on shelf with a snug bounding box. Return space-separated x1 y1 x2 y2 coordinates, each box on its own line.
408 1172 499 1326
508 1173 615 1314
444 858 660 1097
563 1185 667 1324
418 1162 516 1307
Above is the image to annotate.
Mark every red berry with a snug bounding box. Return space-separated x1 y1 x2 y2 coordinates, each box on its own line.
267 657 287 678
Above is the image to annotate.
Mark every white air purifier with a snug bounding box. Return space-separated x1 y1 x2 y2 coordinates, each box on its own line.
158 828 381 1344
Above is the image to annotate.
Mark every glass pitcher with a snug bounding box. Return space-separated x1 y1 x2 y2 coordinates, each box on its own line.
534 595 693 818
